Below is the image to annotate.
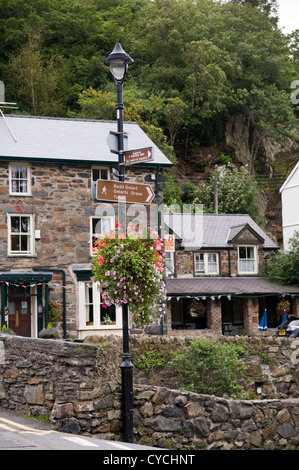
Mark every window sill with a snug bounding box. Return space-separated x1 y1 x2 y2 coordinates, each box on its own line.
79 324 121 330
8 254 37 258
194 273 219 276
237 273 259 276
9 193 33 197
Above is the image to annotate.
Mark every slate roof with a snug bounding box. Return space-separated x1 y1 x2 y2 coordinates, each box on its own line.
166 276 299 296
0 115 172 167
164 213 277 250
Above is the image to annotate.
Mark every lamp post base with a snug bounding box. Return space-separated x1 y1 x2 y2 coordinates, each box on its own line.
120 352 134 443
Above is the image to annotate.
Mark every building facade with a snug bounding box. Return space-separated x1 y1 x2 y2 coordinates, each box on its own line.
280 161 299 251
0 114 172 339
164 213 299 336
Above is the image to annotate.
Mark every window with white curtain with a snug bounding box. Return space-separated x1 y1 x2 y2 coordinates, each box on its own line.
9 163 31 195
194 253 219 275
238 246 257 273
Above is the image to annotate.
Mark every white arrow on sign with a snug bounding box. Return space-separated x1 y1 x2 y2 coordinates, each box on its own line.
124 147 153 165
146 185 153 203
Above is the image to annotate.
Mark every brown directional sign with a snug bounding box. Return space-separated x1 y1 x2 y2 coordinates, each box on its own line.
96 180 155 204
124 147 153 165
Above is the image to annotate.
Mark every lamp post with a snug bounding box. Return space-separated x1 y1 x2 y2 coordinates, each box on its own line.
104 43 134 443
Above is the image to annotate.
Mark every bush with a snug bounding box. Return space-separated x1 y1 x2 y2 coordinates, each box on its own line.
168 339 248 398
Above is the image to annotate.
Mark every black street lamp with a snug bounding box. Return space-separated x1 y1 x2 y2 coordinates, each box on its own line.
104 43 134 443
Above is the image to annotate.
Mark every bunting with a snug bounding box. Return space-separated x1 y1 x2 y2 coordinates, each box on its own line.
166 293 295 302
0 281 72 289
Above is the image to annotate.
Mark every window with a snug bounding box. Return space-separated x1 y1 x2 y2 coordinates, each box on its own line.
92 167 110 182
9 164 31 195
90 216 114 253
194 253 219 275
165 251 175 277
8 214 34 255
238 246 257 273
78 282 121 330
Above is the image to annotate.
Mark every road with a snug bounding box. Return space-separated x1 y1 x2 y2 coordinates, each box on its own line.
0 408 158 451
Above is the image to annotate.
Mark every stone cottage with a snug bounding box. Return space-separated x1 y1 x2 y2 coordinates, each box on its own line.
163 212 299 336
0 114 172 339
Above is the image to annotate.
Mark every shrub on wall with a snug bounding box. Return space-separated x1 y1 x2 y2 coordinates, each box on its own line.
168 339 248 398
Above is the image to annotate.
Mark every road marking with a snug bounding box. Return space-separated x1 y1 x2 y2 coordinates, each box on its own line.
104 441 134 450
62 436 99 447
0 417 54 435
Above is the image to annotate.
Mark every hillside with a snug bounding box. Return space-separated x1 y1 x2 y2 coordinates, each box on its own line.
0 0 298 246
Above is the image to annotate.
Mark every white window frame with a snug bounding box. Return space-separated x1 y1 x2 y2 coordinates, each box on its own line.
238 245 258 274
9 163 32 196
8 213 34 256
90 215 115 254
194 252 219 275
78 281 122 330
165 251 175 277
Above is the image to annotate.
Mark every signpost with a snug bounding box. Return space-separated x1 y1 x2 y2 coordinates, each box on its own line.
124 147 153 166
107 130 128 154
97 180 155 204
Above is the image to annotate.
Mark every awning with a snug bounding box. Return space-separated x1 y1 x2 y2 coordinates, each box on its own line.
166 277 299 298
0 272 53 284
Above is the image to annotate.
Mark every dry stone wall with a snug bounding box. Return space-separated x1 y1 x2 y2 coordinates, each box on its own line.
0 333 298 450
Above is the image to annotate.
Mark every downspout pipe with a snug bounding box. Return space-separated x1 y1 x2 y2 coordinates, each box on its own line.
33 267 67 339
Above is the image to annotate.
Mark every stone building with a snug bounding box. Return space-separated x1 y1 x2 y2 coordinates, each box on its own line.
0 114 172 339
164 213 299 336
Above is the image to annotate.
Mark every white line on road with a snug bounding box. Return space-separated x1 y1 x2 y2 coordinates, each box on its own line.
103 441 135 450
62 436 100 447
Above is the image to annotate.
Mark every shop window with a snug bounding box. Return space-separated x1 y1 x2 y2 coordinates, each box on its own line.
78 282 121 330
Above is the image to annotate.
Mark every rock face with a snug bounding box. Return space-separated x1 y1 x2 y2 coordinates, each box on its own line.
225 113 283 176
0 334 298 450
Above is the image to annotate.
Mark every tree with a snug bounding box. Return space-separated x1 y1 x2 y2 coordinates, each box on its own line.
195 165 261 221
6 32 67 115
266 231 299 286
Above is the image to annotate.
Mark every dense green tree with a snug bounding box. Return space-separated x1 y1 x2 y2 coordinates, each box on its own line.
0 0 297 167
266 231 299 286
194 165 261 221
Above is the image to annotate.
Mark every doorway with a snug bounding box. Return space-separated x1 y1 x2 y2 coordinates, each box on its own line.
8 285 31 337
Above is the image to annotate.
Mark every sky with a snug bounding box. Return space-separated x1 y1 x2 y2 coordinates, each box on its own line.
277 0 298 34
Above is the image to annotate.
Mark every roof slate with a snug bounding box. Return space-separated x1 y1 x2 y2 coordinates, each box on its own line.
166 276 299 296
0 115 172 167
164 213 277 250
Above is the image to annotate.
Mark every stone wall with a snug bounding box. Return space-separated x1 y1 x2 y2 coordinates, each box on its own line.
133 385 298 450
0 333 298 450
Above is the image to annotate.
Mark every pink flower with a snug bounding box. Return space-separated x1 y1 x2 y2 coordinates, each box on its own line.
98 255 104 266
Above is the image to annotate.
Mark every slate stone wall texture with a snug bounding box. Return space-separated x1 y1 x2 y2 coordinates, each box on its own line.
0 334 298 450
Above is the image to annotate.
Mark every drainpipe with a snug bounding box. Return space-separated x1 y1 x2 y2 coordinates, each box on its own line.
228 247 231 277
33 268 67 339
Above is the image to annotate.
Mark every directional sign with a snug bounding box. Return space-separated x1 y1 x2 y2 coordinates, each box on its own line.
124 147 153 166
107 131 128 154
97 180 155 204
